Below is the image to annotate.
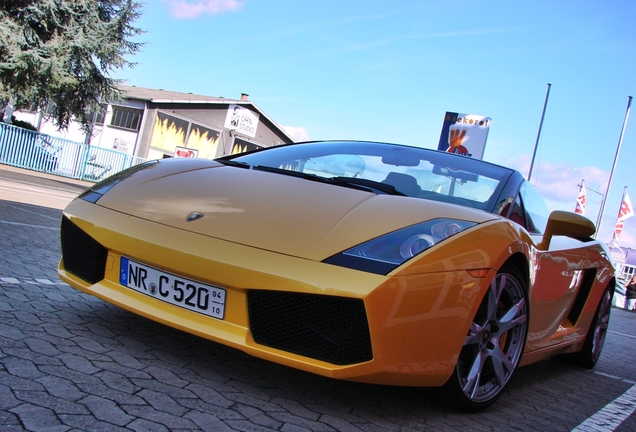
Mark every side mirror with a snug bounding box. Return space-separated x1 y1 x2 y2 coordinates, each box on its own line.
538 210 596 250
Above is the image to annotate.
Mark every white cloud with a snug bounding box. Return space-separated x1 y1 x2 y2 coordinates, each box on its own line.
164 0 244 19
281 125 310 142
489 151 608 207
532 163 608 204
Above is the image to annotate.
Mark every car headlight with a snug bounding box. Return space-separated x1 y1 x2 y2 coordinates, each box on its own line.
324 219 477 275
79 160 158 203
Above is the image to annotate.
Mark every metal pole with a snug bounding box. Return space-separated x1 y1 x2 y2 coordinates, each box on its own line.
597 96 633 236
528 83 551 182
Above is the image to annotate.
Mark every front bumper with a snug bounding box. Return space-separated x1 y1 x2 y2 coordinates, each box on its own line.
58 199 489 387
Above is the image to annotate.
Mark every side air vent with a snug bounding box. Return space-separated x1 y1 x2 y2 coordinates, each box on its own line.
60 216 108 284
248 290 373 365
567 269 598 325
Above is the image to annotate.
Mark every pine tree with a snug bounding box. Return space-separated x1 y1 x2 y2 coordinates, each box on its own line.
0 0 143 131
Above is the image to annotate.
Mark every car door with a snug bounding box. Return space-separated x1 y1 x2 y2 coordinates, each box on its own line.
504 182 592 351
527 235 592 350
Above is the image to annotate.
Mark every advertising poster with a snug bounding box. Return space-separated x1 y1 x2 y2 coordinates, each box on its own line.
174 146 198 158
437 112 491 160
186 124 221 159
150 112 188 151
149 113 221 160
231 139 262 155
224 104 260 138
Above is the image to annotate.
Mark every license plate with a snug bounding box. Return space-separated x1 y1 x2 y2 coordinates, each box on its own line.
119 257 226 319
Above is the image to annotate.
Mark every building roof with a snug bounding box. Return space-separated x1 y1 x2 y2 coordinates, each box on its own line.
118 85 294 142
119 85 246 104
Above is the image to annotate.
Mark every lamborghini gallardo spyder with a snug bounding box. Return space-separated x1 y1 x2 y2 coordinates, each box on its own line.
58 140 615 411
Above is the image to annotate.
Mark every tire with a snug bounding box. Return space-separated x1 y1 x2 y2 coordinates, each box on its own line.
555 285 612 369
440 265 528 411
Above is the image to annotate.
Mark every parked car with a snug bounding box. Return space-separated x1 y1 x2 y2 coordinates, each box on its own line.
58 140 615 411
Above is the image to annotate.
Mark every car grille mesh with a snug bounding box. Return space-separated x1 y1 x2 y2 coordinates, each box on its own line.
60 216 108 284
248 290 373 365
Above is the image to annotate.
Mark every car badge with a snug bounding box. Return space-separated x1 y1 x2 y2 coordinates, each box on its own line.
186 212 205 222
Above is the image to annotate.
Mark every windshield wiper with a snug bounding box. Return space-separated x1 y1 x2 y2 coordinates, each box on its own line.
326 176 405 196
252 165 405 195
216 159 251 169
253 165 316 179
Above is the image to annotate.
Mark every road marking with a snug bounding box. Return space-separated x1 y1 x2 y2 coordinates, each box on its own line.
609 330 636 339
595 371 636 385
0 276 67 286
0 220 58 230
35 278 57 285
572 384 636 431
0 277 21 284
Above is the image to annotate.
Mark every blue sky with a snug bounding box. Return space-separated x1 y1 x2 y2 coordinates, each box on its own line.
117 0 636 248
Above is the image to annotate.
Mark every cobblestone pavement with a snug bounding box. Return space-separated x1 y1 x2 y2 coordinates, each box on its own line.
2 165 636 431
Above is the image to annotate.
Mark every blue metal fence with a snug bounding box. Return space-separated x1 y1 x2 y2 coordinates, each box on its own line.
0 122 146 182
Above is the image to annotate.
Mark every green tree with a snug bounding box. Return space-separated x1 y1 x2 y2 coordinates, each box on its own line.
0 0 143 131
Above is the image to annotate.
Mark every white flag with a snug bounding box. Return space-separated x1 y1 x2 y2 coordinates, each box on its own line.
614 191 634 241
575 185 586 216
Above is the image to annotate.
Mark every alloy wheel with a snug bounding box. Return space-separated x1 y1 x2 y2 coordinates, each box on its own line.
454 270 528 404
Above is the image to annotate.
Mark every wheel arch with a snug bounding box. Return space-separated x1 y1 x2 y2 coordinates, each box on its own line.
499 252 530 292
439 250 531 411
606 276 617 295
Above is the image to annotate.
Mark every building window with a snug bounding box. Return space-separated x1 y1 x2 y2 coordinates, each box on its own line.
95 104 107 125
43 100 56 115
94 110 105 125
88 104 107 125
110 105 143 131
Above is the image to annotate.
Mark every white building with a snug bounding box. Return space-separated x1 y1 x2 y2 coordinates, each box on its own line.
12 85 294 160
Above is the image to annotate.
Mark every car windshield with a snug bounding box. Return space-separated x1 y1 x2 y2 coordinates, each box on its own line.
222 141 514 211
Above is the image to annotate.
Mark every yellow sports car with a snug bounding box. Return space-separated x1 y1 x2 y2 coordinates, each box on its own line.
58 140 615 411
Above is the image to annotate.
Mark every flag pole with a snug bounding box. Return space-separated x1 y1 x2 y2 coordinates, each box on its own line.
528 83 551 183
597 96 633 236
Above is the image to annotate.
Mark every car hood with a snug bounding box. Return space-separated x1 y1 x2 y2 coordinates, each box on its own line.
95 162 497 261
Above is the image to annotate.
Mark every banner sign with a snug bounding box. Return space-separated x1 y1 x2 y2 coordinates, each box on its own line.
574 184 587 215
613 191 634 245
174 146 198 158
437 112 491 160
224 104 260 138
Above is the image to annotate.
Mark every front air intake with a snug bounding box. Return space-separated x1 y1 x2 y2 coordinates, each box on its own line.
60 216 108 284
248 290 373 365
